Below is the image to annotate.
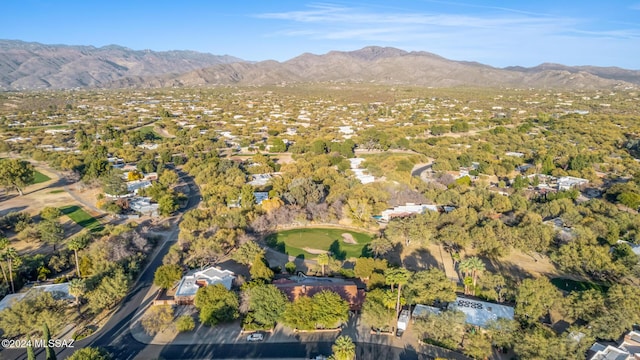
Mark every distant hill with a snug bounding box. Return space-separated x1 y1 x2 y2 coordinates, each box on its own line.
0 40 244 90
1 41 639 90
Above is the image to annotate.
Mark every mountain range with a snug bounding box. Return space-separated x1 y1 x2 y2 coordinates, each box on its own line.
1 40 638 90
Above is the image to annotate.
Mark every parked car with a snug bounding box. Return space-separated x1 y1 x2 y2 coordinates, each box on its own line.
246 332 264 342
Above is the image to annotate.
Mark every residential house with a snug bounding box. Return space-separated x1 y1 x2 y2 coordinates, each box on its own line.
273 276 365 311
173 267 235 305
379 203 438 222
0 283 75 311
557 176 588 191
589 331 640 360
447 296 514 328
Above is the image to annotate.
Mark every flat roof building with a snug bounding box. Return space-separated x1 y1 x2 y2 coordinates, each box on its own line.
174 267 235 305
447 296 514 328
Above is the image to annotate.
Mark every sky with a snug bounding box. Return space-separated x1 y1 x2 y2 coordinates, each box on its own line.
2 0 640 69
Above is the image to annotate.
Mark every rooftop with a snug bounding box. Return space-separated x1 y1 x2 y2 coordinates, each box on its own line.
175 267 235 298
447 296 514 327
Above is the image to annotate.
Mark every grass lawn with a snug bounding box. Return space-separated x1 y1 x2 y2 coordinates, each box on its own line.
551 277 608 293
33 170 51 184
266 227 373 260
139 126 161 140
60 205 103 232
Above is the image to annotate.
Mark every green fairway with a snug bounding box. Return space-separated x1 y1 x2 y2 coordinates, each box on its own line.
139 126 161 140
33 170 51 184
551 277 608 293
266 227 373 260
60 205 103 232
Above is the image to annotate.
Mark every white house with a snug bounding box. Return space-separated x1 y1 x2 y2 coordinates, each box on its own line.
447 296 514 328
557 176 588 191
379 203 438 222
174 267 235 305
0 282 75 311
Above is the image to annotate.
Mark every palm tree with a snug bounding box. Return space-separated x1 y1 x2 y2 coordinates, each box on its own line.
317 253 329 276
331 335 355 360
384 268 411 315
67 233 90 277
68 278 86 307
459 256 485 295
0 237 9 286
3 246 19 294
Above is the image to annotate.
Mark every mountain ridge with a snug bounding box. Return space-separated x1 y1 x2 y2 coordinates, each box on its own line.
1 40 638 90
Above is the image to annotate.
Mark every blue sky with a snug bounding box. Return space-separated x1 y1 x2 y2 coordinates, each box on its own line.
2 1 640 68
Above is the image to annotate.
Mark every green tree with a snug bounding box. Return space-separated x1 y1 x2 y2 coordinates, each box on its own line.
361 288 396 330
232 241 264 266
158 194 178 216
285 261 296 274
617 192 640 209
141 305 174 335
404 268 456 305
281 296 316 330
40 207 62 221
331 335 355 360
38 220 64 251
250 254 274 282
194 283 239 326
458 257 485 295
462 331 492 360
513 325 560 360
592 284 640 340
240 184 256 209
312 290 349 329
247 284 288 328
67 233 90 277
159 169 179 188
0 159 35 196
0 237 10 290
0 292 66 338
384 267 411 314
43 322 56 360
269 138 287 152
68 278 86 306
414 310 466 350
486 318 519 350
515 277 562 325
26 334 36 360
175 315 195 332
100 172 127 196
317 253 329 276
86 267 130 313
66 347 111 360
1 245 19 293
153 264 183 289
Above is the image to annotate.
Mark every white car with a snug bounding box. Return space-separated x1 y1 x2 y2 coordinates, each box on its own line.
246 333 264 342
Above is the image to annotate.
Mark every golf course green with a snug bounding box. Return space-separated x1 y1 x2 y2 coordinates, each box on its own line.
266 227 373 260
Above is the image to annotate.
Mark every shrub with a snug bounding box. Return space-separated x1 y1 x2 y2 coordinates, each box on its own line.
175 315 195 332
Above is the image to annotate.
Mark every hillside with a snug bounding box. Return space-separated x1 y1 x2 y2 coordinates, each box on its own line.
0 40 244 90
1 41 639 90
111 46 640 90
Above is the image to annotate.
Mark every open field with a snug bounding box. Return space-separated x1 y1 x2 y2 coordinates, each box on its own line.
60 205 103 232
266 227 373 260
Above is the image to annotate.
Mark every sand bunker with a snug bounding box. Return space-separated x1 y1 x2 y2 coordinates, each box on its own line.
302 247 329 255
341 233 357 244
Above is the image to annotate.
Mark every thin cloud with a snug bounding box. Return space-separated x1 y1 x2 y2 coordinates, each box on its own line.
255 3 577 41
